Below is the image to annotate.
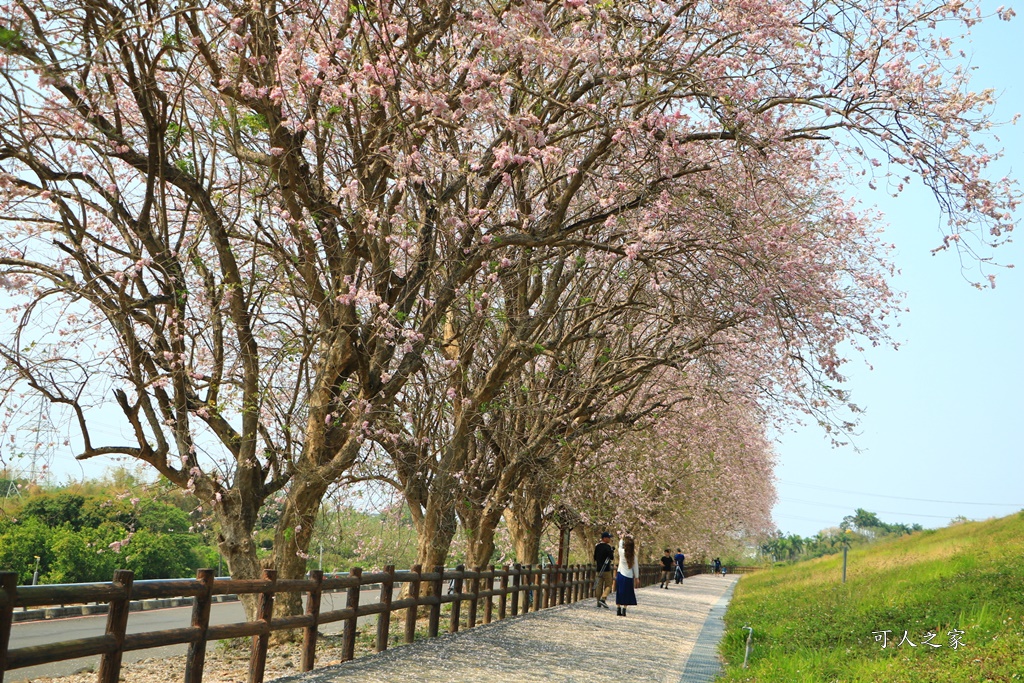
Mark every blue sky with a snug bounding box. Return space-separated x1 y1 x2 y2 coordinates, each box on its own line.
772 9 1024 537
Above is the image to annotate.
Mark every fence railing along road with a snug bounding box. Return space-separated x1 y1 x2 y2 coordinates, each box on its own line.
0 562 754 683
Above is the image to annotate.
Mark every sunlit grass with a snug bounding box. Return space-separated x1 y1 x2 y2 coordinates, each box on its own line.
718 512 1024 682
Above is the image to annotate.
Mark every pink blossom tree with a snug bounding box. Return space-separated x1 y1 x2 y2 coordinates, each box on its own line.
0 0 1016 617
561 383 778 563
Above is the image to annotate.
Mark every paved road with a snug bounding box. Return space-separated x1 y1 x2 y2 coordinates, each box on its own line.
270 575 741 683
6 589 380 682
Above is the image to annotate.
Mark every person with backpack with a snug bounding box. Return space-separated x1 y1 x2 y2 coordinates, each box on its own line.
673 548 685 584
593 531 615 608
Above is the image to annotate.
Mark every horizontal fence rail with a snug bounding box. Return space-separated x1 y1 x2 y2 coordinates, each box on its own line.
0 562 755 683
0 563 623 683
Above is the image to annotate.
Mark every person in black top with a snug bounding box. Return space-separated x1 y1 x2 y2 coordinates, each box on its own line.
659 549 674 588
594 531 615 608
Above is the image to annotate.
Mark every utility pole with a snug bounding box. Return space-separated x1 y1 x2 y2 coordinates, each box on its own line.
842 529 851 583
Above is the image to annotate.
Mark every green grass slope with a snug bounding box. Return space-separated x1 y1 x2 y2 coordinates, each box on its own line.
718 512 1024 682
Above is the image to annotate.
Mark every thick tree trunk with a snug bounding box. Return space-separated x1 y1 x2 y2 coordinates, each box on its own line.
396 482 457 622
416 488 459 574
505 494 544 565
271 475 327 625
214 496 262 620
466 525 497 569
269 435 362 631
412 418 472 576
460 504 505 569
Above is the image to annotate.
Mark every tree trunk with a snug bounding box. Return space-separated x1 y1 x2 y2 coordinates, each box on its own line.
416 490 459 574
214 496 262 620
461 504 505 569
392 483 458 623
505 494 544 565
271 475 327 626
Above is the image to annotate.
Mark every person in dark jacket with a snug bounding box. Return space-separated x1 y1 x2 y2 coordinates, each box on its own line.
659 549 674 588
594 531 614 608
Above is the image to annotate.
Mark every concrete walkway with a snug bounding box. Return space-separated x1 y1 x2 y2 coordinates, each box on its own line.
274 574 741 683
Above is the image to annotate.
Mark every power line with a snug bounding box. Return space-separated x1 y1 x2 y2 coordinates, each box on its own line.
779 497 963 520
780 479 1024 507
774 513 840 525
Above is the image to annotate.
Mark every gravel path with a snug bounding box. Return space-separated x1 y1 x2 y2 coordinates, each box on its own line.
272 574 740 683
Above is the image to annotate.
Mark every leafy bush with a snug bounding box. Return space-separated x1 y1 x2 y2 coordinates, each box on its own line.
0 518 52 584
1 483 215 583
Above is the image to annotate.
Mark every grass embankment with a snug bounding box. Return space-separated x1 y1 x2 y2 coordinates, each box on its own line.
718 512 1024 682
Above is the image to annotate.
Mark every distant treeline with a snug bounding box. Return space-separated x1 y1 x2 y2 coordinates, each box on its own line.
763 508 925 563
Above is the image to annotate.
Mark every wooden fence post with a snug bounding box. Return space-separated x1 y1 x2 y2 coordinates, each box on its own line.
466 567 478 629
341 567 362 662
184 568 215 683
301 570 324 671
248 568 276 683
483 565 494 624
555 565 561 606
510 564 520 617
0 572 16 683
523 564 532 613
449 565 464 634
548 565 557 610
375 565 395 653
428 565 443 638
533 567 542 612
98 569 134 683
498 565 509 621
546 566 554 607
405 563 422 644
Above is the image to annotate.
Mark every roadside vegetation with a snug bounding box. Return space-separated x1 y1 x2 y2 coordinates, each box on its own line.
1 467 549 584
718 512 1024 682
0 469 215 583
0 468 430 583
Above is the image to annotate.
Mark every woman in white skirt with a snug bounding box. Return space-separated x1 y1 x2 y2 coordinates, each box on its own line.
615 535 640 616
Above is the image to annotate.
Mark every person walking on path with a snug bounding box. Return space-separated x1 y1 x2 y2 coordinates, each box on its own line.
659 549 674 588
713 557 722 576
615 534 640 616
674 548 686 584
594 531 615 608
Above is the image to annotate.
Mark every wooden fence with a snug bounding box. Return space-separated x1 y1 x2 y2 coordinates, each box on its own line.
1 561 698 683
